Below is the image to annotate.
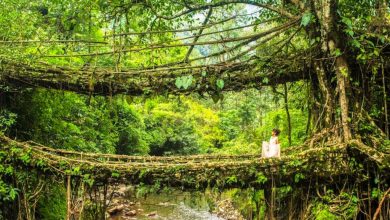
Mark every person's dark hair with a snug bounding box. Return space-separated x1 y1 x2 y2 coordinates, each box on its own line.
272 128 281 136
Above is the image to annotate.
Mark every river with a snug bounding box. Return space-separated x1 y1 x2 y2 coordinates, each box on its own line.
107 186 239 220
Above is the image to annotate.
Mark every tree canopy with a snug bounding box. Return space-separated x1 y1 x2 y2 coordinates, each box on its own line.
0 0 389 219
1 0 389 141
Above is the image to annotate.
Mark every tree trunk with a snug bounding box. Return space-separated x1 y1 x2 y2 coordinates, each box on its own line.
313 0 352 141
313 61 334 128
283 83 292 146
334 55 352 141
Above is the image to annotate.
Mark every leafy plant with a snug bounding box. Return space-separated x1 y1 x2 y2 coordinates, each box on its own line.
175 75 194 89
0 110 17 134
301 12 314 26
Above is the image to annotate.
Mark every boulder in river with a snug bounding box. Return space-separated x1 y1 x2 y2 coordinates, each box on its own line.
125 210 137 216
146 211 157 217
108 204 125 215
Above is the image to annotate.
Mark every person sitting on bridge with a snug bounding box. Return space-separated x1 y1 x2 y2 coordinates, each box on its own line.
261 128 281 158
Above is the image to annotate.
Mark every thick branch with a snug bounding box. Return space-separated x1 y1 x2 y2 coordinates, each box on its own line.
184 8 213 62
226 26 298 63
0 60 310 96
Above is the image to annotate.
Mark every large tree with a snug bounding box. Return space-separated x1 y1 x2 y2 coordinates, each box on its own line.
1 0 388 144
0 1 389 219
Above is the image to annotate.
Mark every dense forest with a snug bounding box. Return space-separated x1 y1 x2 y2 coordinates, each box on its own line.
0 0 389 219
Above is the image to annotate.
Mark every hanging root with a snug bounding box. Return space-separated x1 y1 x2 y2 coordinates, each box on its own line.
304 125 342 148
348 139 390 170
373 187 390 220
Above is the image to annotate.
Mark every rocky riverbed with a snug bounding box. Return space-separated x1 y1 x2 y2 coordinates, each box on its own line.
105 185 244 220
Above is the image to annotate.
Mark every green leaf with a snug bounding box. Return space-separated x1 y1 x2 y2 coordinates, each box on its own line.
175 77 183 89
216 79 224 90
371 188 380 198
301 12 313 27
20 154 30 164
72 166 81 175
332 48 342 57
366 40 375 47
262 77 269 84
9 188 18 200
5 166 13 175
182 75 193 89
111 171 120 178
342 17 353 27
351 40 361 48
226 175 237 184
346 29 354 37
373 49 379 57
255 172 268 184
294 173 305 183
379 36 385 44
175 75 193 89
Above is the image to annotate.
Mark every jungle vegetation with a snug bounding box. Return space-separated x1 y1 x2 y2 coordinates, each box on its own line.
0 0 389 219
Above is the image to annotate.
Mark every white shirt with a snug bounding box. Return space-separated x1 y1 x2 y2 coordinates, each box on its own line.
269 136 278 145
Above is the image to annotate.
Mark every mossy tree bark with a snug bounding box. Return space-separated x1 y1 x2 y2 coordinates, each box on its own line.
309 0 354 141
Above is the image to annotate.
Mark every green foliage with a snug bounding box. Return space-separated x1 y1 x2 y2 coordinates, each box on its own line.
111 171 120 178
8 90 117 153
0 148 18 202
0 180 18 202
114 99 149 155
7 90 151 155
10 87 312 156
175 75 194 90
141 98 201 155
0 0 388 219
136 182 161 198
4 86 309 157
371 187 381 199
294 173 305 183
225 175 238 184
301 12 314 27
0 109 17 134
37 184 66 220
0 110 19 203
255 172 268 184
338 1 389 66
315 208 338 220
216 79 225 90
256 108 307 148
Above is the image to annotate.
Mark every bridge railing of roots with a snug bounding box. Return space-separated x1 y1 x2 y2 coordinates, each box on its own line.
2 135 389 190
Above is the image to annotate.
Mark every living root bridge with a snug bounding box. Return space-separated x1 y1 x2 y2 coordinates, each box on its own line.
3 135 388 189
0 60 310 96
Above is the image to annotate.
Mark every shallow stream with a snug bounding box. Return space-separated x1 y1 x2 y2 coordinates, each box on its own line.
108 188 226 220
